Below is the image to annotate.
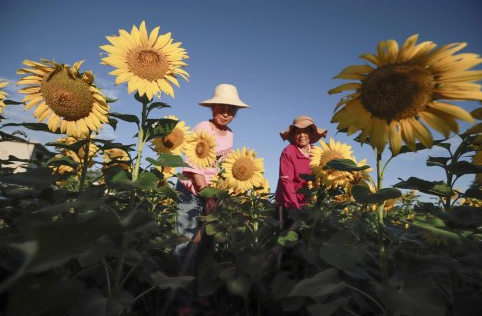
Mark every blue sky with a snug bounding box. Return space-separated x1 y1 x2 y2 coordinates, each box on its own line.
1 0 482 197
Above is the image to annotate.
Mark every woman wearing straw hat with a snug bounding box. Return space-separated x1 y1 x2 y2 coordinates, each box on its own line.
275 116 327 226
174 83 250 315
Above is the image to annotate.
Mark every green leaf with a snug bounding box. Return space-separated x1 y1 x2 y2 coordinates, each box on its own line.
148 101 171 112
288 268 345 298
463 187 482 200
446 161 482 175
157 185 179 200
3 99 24 105
145 118 178 141
307 298 350 316
351 185 401 204
198 186 229 200
105 96 118 103
394 177 454 197
277 230 299 246
376 277 446 316
7 273 84 316
319 230 368 269
326 158 370 171
0 167 57 189
426 156 451 168
411 218 462 244
135 172 158 190
225 273 252 298
108 117 118 130
2 122 62 134
134 92 150 104
11 213 122 274
146 154 189 167
47 156 79 168
150 271 194 289
46 139 90 154
271 272 297 300
108 112 140 127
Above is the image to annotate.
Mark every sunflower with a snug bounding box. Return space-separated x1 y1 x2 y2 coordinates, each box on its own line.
221 147 265 193
329 34 482 155
100 21 189 100
151 115 191 155
0 79 9 116
310 138 365 189
103 148 131 171
16 59 108 137
183 130 216 169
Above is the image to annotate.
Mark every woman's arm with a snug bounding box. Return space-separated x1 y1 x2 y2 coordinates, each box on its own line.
278 149 301 210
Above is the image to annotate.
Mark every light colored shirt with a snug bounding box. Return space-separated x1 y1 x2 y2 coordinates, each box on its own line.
180 120 233 194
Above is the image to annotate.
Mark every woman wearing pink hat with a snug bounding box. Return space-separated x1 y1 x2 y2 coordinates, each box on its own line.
275 116 327 225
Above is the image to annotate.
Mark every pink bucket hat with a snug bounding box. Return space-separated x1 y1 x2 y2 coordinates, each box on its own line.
280 115 327 143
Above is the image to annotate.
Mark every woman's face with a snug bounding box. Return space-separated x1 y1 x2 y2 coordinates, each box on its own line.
293 127 313 148
212 104 237 128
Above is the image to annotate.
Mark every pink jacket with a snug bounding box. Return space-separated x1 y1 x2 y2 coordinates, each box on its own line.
275 143 312 210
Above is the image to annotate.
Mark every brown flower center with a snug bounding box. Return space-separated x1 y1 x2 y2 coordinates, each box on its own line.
361 63 434 122
127 47 169 81
162 128 183 149
40 69 94 121
232 157 255 181
195 140 210 158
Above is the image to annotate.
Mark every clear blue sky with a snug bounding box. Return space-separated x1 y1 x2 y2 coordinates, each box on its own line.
1 0 482 196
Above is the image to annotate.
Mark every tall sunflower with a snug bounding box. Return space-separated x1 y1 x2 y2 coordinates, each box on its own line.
221 147 265 193
183 130 216 169
330 34 482 155
100 21 189 100
310 138 366 189
151 115 191 155
0 79 9 117
17 59 108 137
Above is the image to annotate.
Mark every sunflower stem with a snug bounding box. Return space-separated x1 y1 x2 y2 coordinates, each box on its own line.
375 150 388 285
132 99 149 182
79 134 92 192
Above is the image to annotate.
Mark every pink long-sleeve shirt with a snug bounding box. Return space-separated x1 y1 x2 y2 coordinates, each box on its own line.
179 120 233 195
275 143 312 210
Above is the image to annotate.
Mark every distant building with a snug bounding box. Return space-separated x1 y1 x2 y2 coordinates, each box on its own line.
0 140 53 173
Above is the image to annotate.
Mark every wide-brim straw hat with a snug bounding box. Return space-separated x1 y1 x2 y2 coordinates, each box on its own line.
199 83 250 108
280 115 327 144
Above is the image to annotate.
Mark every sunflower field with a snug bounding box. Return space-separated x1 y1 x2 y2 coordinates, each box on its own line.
1 22 482 316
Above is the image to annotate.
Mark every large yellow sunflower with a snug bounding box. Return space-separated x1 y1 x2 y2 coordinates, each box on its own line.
310 138 366 189
17 59 108 137
329 34 482 155
183 130 216 169
100 21 189 100
0 79 9 117
221 147 265 193
151 115 191 155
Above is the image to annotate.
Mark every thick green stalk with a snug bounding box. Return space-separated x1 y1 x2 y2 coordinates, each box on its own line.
79 134 92 192
376 150 388 285
132 101 148 182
